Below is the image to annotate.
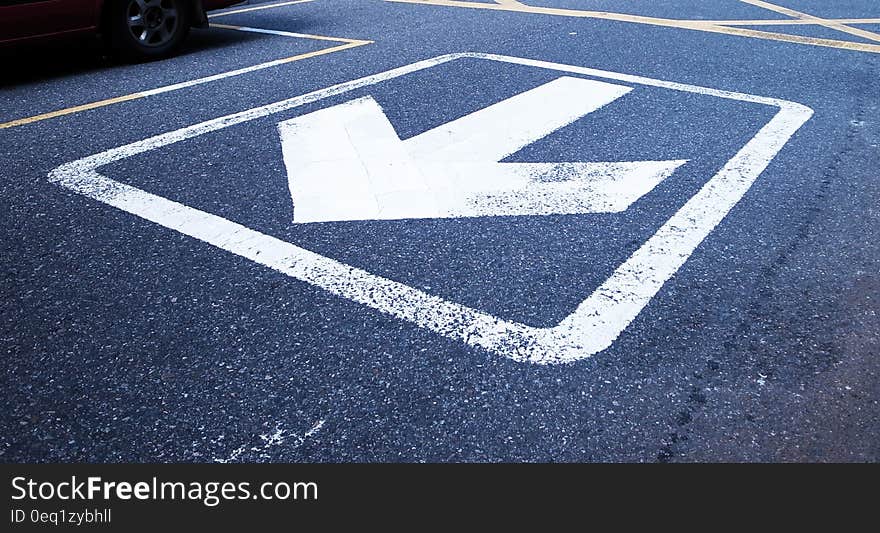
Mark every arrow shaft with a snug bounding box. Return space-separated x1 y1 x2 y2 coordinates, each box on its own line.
405 76 632 163
454 160 687 217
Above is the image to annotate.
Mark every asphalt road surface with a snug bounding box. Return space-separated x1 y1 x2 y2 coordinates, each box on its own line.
2 0 879 462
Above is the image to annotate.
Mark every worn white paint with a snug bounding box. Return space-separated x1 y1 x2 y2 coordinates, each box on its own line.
279 78 688 222
213 419 325 463
304 419 325 439
49 53 813 364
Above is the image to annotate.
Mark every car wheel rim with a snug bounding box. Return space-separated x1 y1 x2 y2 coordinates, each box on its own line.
126 0 179 47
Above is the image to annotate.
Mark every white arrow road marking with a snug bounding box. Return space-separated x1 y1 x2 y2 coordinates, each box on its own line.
279 77 687 222
48 53 813 364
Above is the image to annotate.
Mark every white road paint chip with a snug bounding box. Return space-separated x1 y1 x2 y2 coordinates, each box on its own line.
49 53 813 364
213 419 325 463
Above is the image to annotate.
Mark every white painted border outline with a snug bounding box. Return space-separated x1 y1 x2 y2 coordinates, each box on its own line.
49 53 813 365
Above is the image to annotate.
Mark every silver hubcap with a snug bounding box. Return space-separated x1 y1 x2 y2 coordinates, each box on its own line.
126 0 178 47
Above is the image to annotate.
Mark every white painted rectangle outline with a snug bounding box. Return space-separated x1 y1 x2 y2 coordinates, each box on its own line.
49 53 813 365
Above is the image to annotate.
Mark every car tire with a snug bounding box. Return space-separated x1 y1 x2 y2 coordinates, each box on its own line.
108 0 191 60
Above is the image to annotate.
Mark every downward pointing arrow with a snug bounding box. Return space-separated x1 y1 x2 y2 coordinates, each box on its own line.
278 76 688 223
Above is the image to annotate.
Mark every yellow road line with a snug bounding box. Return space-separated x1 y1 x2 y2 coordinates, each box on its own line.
388 0 705 29
739 0 880 43
0 94 145 130
705 25 880 53
703 18 880 27
208 0 314 18
0 30 371 130
386 0 880 53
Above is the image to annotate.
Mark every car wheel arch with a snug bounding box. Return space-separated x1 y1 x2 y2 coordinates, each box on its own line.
98 0 208 37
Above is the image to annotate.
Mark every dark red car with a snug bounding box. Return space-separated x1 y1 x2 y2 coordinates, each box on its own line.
0 0 241 59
